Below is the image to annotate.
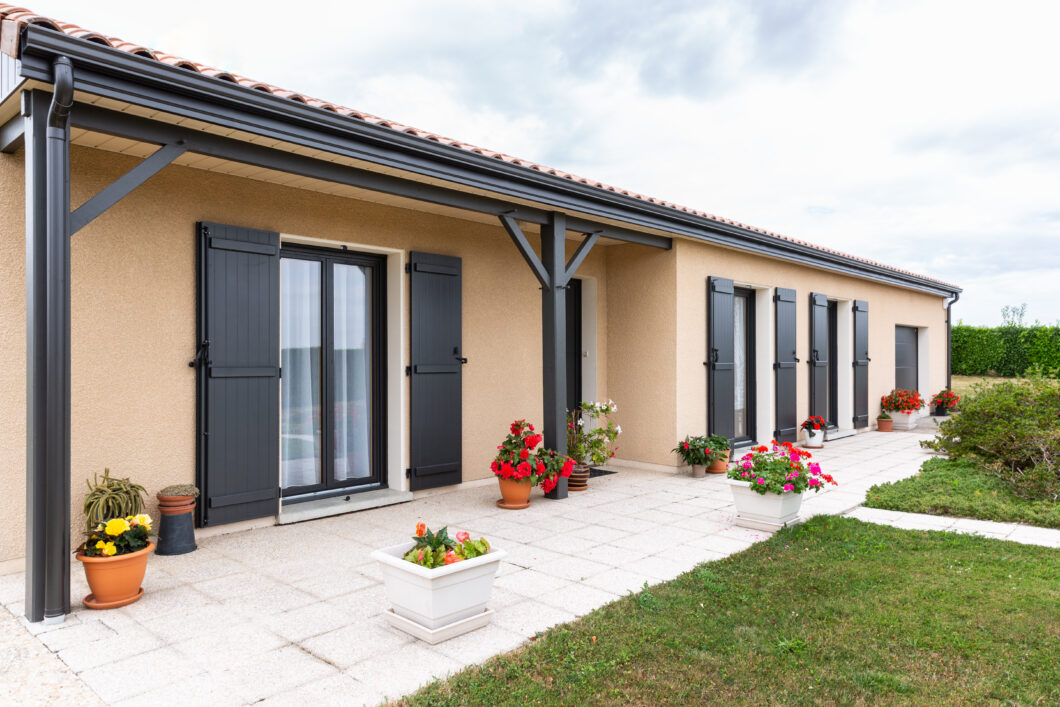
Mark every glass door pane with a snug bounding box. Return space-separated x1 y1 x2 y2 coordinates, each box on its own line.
733 294 748 438
281 259 323 489
332 263 373 482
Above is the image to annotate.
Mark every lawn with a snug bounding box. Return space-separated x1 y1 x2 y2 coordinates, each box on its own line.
402 517 1059 706
950 374 1018 399
865 457 1060 529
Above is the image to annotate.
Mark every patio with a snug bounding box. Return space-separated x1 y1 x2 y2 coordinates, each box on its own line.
0 430 935 705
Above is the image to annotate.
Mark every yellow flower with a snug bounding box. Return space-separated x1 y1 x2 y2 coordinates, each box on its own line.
134 514 152 531
102 542 117 556
94 540 106 550
104 518 130 536
94 523 103 532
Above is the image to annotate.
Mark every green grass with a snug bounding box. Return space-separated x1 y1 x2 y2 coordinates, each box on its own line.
401 517 1059 706
865 457 1060 529
950 374 1019 399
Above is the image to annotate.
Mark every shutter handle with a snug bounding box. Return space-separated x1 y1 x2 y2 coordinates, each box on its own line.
811 349 819 363
188 339 211 368
455 355 468 364
453 346 468 365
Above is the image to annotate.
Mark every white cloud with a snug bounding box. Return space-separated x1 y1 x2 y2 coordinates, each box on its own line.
26 0 1060 324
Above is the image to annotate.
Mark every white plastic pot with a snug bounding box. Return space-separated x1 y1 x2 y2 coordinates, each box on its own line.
727 479 804 531
804 427 825 448
891 412 919 430
372 541 506 639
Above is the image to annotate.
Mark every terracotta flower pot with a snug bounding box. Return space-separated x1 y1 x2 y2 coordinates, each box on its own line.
156 493 196 516
877 417 893 432
569 463 591 491
496 478 532 510
76 542 153 609
708 451 729 474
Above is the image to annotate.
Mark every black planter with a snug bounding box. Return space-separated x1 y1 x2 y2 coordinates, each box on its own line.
155 511 197 555
933 404 949 417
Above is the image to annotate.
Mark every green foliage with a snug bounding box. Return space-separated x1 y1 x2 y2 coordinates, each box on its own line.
922 375 1060 501
567 401 620 465
628 582 659 612
82 469 146 532
403 517 1060 706
83 514 152 557
403 525 491 569
952 303 1059 378
865 458 1060 528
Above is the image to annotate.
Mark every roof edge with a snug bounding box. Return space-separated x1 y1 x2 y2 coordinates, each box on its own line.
15 25 959 296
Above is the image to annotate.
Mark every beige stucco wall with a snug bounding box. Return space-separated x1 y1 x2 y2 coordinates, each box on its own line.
674 238 948 446
0 145 611 563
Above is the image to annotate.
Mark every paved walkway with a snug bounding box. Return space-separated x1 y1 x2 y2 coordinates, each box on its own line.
0 428 1047 705
847 506 1060 547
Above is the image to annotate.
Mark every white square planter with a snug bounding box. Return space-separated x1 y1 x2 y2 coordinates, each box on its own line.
891 413 919 430
371 541 506 642
727 479 804 532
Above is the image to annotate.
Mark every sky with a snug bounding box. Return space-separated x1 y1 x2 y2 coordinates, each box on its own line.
25 0 1060 325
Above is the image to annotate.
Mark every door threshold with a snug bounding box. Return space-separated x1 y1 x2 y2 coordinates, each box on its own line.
825 428 857 441
278 487 413 525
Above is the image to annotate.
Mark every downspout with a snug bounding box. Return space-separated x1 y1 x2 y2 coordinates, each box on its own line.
43 55 73 623
945 290 960 391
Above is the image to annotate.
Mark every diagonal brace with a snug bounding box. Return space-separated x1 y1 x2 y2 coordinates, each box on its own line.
70 140 187 235
499 213 550 288
0 114 24 153
563 231 600 285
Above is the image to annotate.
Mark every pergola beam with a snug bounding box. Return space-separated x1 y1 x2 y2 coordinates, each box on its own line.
499 214 550 288
540 213 568 500
564 231 601 284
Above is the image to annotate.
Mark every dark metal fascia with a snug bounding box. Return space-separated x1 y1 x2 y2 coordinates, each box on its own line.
18 27 959 295
0 113 24 152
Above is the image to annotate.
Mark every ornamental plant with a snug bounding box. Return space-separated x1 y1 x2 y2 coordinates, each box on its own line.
726 441 838 495
82 514 153 557
567 400 621 466
705 434 731 463
82 469 147 532
673 435 707 465
491 420 574 491
881 389 925 415
403 523 491 569
800 415 826 432
930 389 960 409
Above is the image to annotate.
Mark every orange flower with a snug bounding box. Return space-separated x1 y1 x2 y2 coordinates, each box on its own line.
415 522 426 537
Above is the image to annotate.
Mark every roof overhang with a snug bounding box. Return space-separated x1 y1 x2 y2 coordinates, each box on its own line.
12 25 959 297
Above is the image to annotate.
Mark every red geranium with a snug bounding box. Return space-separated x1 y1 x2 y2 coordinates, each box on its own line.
491 420 574 490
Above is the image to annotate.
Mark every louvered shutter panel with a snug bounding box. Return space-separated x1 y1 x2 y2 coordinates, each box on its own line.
708 277 736 440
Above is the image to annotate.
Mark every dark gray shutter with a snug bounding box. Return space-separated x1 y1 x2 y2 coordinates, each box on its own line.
196 222 280 526
708 277 735 440
773 287 798 442
565 278 583 412
808 293 829 418
853 300 869 428
409 252 463 490
895 326 918 390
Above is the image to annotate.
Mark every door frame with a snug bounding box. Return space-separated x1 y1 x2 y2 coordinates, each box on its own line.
278 243 388 500
732 286 757 447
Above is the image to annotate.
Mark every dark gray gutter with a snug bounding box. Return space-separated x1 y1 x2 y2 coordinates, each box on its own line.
946 291 960 390
15 26 960 297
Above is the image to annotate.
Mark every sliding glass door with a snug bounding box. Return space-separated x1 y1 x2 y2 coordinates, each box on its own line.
280 246 385 498
732 287 756 445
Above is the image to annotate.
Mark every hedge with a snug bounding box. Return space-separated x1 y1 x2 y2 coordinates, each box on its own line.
952 324 1060 377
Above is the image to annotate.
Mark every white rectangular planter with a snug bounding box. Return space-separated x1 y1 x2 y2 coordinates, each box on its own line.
727 479 804 532
371 541 506 642
891 412 919 430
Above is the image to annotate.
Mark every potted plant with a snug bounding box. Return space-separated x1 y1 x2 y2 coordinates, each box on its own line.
490 420 574 509
76 513 154 609
156 484 199 556
566 400 621 490
881 389 925 430
930 389 960 416
800 416 827 448
726 441 837 530
372 524 506 644
82 468 146 532
876 412 894 432
673 435 708 476
705 434 732 473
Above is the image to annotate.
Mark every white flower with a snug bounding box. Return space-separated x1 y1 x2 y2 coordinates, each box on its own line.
577 419 585 426
615 425 622 434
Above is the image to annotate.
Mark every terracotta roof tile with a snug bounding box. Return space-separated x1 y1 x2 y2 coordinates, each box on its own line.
0 3 957 290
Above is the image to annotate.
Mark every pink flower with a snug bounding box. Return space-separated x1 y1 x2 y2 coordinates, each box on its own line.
789 453 800 462
741 460 752 470
808 477 821 487
455 531 470 543
783 483 794 492
444 550 459 565
756 478 765 485
741 471 750 478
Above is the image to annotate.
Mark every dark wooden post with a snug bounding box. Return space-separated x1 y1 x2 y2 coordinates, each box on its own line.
540 213 568 499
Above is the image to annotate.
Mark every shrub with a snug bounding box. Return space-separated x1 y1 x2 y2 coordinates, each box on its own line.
922 374 1060 501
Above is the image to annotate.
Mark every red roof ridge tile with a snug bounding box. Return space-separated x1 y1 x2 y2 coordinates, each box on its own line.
0 3 957 290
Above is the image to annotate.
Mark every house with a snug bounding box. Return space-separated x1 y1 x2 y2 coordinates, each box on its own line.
0 5 960 623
